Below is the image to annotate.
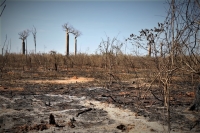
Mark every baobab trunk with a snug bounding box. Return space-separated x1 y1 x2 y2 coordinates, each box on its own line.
22 40 25 55
34 35 36 54
35 42 36 54
75 37 77 56
160 43 163 57
148 43 151 57
26 39 27 56
66 32 69 56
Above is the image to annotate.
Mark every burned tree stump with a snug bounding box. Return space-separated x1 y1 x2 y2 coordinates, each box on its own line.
189 84 200 111
116 124 126 132
49 114 56 125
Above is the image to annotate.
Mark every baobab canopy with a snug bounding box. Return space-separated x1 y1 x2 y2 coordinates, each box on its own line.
62 22 82 56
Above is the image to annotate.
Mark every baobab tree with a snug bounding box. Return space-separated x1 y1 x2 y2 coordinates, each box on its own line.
18 30 29 55
73 30 82 55
62 23 75 56
31 25 37 54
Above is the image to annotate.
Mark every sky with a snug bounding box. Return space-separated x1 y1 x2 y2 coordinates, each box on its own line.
0 0 169 55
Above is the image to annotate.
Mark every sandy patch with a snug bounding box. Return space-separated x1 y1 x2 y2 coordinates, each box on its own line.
82 100 178 133
23 76 94 84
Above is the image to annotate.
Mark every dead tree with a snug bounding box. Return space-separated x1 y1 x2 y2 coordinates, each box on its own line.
18 30 29 55
73 30 82 56
2 34 7 55
32 25 37 54
62 23 75 56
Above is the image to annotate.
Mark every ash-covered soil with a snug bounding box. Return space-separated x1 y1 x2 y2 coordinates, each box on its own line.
0 75 200 133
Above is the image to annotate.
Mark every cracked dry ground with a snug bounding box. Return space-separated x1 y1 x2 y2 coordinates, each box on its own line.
0 71 200 133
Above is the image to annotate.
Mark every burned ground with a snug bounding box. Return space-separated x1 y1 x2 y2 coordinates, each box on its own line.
0 65 200 133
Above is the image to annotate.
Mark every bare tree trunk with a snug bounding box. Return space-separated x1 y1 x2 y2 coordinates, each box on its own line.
22 40 25 54
148 43 151 57
26 38 28 61
160 43 163 57
171 0 175 66
164 83 168 107
66 32 69 56
75 37 77 56
34 38 36 54
163 75 171 133
167 84 170 133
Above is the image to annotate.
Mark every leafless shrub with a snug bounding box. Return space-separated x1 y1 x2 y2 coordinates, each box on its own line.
97 35 124 86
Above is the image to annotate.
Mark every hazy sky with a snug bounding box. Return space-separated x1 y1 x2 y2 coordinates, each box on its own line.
0 0 169 55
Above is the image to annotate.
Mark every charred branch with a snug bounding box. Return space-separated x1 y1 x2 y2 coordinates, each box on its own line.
76 108 92 117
